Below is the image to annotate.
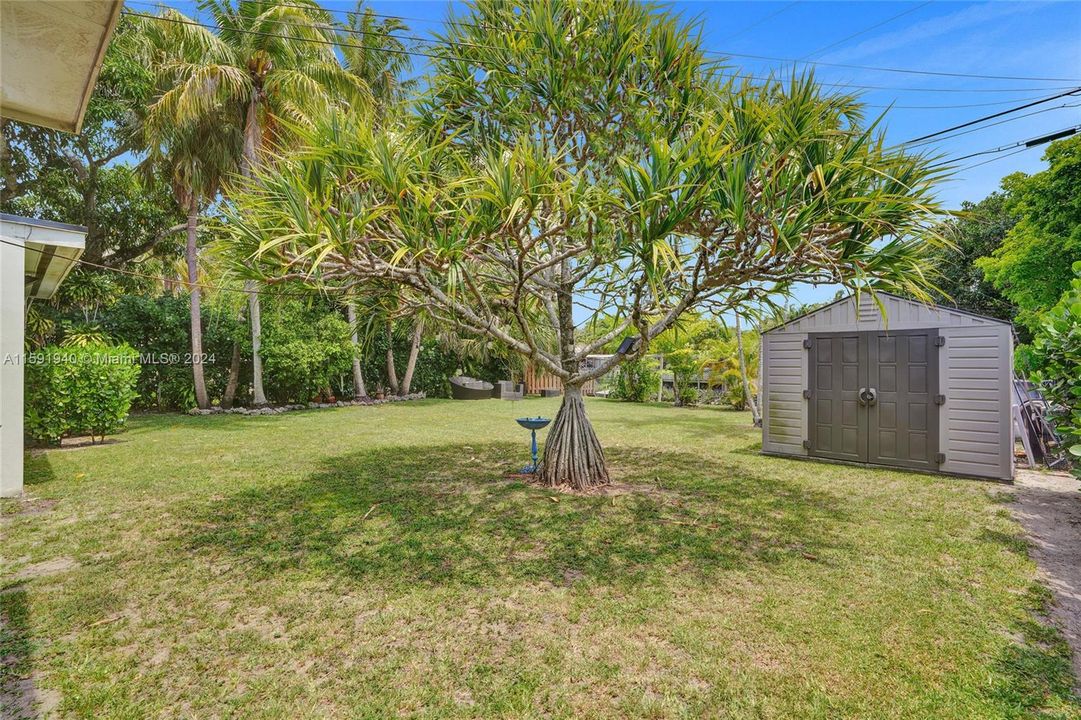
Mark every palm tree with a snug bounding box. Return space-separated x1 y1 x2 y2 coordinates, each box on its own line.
142 120 239 409
145 0 368 405
734 313 761 426
338 4 413 124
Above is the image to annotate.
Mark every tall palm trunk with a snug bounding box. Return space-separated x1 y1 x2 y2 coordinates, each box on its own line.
248 284 266 406
242 98 267 406
346 301 367 398
185 195 209 410
385 318 399 394
735 313 761 426
400 321 422 395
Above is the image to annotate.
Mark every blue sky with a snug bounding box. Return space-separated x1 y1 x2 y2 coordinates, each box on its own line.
156 0 1081 309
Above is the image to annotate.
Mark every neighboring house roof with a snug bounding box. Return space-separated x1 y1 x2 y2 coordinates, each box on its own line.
1 214 86 300
0 1 123 133
761 291 1012 334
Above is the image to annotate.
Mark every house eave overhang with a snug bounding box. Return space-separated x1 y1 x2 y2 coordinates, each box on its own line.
0 214 86 300
0 1 123 134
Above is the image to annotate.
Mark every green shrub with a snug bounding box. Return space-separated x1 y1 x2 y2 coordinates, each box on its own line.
262 302 355 403
25 344 140 445
1027 263 1081 465
102 293 245 410
612 357 659 403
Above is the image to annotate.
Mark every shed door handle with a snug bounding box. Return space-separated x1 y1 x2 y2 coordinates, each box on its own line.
860 387 878 406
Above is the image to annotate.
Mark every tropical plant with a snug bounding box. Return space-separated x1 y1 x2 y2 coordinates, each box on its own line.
24 344 141 445
1 18 187 266
1027 263 1081 466
611 357 659 403
227 0 948 489
143 0 370 406
977 135 1081 333
140 112 239 409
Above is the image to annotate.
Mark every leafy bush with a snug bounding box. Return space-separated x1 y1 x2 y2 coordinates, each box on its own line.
611 357 659 403
262 303 355 403
1028 263 1081 464
666 348 701 407
102 294 244 410
25 344 140 445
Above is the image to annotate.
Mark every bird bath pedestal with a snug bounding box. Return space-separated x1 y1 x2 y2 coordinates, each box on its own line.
515 417 551 474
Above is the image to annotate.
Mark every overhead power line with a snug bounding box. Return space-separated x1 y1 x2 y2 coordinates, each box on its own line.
717 1 803 43
186 1 1081 84
905 101 1081 148
903 87 1081 144
932 125 1080 167
798 1 932 61
1 237 337 299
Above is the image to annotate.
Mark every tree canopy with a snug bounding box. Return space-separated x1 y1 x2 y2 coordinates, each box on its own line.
977 135 1081 332
227 0 948 488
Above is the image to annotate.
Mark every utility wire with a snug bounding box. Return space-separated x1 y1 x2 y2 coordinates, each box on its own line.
903 87 1081 144
127 10 1070 111
168 1 1081 84
2 237 338 299
931 125 1080 167
905 101 1081 148
956 146 1029 172
716 1 802 43
798 1 932 61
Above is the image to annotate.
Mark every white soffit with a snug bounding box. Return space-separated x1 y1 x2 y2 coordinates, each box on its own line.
0 1 123 133
1 214 86 300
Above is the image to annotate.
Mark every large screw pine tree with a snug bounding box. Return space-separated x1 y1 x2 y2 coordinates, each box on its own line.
228 0 947 489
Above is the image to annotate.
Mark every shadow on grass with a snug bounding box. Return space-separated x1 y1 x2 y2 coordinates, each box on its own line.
175 443 849 588
986 584 1080 713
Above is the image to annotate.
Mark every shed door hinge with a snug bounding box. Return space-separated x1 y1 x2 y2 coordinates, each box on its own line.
934 336 946 347
802 389 813 399
934 394 946 405
934 452 946 464
802 440 812 450
803 338 813 349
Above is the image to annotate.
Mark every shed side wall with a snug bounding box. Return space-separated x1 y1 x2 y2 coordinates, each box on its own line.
939 325 1014 480
762 332 807 456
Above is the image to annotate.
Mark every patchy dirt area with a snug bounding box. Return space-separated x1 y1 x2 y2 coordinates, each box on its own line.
1010 468 1081 684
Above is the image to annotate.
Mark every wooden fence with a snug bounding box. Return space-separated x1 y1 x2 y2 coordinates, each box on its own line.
523 365 598 396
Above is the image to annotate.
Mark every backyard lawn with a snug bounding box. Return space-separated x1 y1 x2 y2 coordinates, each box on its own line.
2 398 1076 719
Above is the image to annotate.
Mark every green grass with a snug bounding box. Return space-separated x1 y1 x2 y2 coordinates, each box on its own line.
2 398 1077 719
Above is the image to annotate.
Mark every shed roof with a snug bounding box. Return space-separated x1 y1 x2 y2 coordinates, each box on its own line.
762 292 1011 334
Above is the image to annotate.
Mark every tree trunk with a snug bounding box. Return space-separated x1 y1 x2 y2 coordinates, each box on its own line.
400 322 422 395
346 301 367 398
249 284 267 406
385 319 399 395
241 98 268 407
185 198 209 410
221 340 242 409
221 306 246 409
735 313 761 426
539 257 609 490
539 384 609 490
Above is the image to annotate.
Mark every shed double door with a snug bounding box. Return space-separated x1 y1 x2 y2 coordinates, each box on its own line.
807 330 939 471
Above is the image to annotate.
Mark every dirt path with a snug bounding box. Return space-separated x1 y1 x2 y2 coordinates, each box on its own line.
1011 468 1081 683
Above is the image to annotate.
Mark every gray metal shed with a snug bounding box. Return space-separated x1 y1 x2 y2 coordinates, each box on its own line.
761 293 1014 481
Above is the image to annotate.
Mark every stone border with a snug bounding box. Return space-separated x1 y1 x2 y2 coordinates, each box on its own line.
187 392 427 416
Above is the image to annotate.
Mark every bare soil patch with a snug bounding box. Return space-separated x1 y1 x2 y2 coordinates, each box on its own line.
1010 469 1081 685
